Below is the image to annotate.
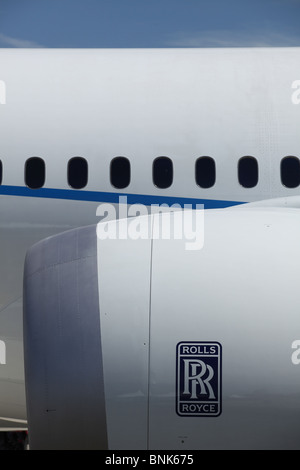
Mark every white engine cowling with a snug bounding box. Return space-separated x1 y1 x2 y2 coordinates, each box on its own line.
23 208 300 449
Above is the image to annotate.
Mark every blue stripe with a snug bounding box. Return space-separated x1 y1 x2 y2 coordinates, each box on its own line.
0 185 245 209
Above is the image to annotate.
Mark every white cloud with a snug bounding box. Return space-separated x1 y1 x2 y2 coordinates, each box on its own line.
0 32 43 48
165 29 300 48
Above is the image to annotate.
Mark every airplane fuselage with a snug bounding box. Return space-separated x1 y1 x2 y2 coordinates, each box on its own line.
0 47 299 438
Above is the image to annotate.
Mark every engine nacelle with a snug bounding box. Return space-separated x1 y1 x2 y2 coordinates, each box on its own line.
23 208 300 449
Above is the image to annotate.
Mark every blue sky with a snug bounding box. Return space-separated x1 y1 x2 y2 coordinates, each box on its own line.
0 0 300 48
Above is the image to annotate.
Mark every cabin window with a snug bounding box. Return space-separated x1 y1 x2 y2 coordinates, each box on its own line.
110 157 131 189
68 157 88 189
281 156 300 188
238 156 259 188
153 157 173 188
25 157 45 189
195 157 216 188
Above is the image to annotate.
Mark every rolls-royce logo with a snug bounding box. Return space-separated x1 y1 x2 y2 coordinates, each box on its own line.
176 342 222 417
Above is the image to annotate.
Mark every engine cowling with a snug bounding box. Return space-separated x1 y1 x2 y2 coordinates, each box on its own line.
23 208 300 449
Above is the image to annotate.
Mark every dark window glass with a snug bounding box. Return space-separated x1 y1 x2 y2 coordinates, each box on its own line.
25 157 45 189
68 157 88 189
281 156 300 188
153 157 173 188
0 160 2 185
195 157 216 188
110 157 131 189
238 156 259 188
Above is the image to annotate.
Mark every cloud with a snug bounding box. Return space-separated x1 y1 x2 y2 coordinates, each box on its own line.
0 32 43 48
165 29 300 48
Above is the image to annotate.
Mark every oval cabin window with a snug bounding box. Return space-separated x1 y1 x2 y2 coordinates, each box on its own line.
25 157 45 189
68 157 88 189
153 157 173 189
110 157 131 189
281 156 300 188
195 157 216 188
238 156 259 188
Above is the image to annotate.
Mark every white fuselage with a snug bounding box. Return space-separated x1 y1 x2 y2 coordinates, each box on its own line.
0 47 299 431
